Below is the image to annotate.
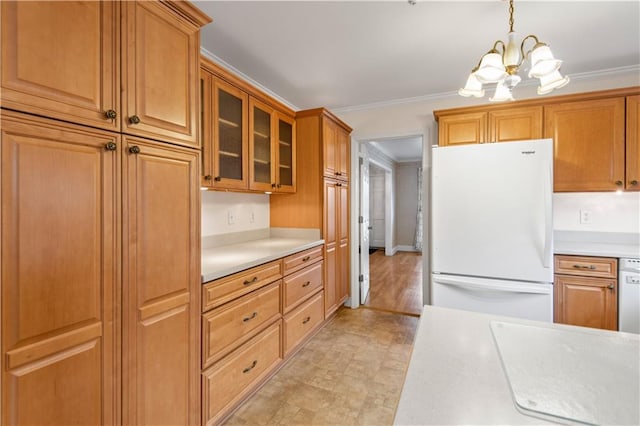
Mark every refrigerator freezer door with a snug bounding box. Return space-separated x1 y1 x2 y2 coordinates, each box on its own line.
432 139 553 283
432 274 553 322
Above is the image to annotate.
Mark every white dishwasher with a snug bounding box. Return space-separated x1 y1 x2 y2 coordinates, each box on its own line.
619 258 640 334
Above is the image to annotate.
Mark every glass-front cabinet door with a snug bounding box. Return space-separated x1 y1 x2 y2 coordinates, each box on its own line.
213 78 248 189
249 98 275 192
275 113 296 193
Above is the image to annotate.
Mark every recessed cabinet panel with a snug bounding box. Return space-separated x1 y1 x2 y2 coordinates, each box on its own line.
249 98 275 192
488 106 543 142
1 0 120 131
122 1 200 147
1 112 118 426
438 112 487 146
544 97 625 192
626 95 640 191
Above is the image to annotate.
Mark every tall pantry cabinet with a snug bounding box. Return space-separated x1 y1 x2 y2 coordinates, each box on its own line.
270 108 352 318
0 1 211 425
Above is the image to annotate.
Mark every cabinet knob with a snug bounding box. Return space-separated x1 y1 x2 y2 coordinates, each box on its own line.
214 176 221 182
129 115 141 125
272 183 277 188
203 175 212 181
608 284 615 290
631 180 638 186
105 109 117 120
615 180 623 186
128 145 141 154
104 142 117 151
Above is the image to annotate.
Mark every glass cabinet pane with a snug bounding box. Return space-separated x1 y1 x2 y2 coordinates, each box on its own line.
253 106 272 185
218 89 243 180
278 119 293 186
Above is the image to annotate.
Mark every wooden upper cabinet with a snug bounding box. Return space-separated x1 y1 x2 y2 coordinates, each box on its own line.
545 97 625 192
1 0 120 131
275 113 297 193
488 106 543 142
626 95 640 191
212 78 249 189
201 68 214 187
322 115 350 180
1 111 119 426
122 137 200 426
438 111 487 146
122 1 209 148
249 97 275 192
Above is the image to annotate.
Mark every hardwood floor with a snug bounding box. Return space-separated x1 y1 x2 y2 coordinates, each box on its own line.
224 308 419 425
364 250 423 316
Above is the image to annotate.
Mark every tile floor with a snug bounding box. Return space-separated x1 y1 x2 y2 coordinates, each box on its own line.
224 308 419 425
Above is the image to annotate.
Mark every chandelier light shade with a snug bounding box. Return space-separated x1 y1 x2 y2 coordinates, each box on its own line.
458 0 569 101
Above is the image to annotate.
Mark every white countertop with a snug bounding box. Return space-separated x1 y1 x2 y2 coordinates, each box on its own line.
394 305 640 425
201 237 324 283
554 231 639 258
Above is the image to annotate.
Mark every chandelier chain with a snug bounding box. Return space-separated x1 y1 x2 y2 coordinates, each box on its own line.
508 0 514 33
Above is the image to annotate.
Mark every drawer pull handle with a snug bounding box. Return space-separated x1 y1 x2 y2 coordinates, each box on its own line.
243 312 258 322
243 276 258 285
302 281 311 288
608 284 615 290
573 265 596 270
302 316 311 324
302 256 311 262
242 360 258 374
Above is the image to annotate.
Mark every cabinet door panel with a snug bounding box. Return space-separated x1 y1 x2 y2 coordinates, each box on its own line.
201 69 214 187
323 118 338 177
1 113 118 426
627 95 640 191
488 106 543 142
337 127 350 180
123 137 199 426
249 98 275 192
122 1 200 147
324 244 338 318
545 98 625 192
323 180 337 245
438 112 487 146
1 0 120 131
554 275 617 330
276 113 296 192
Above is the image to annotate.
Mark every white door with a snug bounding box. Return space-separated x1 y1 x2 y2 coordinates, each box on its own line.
359 158 371 304
370 173 385 248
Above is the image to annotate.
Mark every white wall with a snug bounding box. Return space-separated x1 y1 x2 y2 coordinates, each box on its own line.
554 192 640 233
395 162 421 249
201 191 270 236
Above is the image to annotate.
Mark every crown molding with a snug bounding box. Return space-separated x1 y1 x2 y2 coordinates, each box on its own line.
333 64 640 114
200 47 299 112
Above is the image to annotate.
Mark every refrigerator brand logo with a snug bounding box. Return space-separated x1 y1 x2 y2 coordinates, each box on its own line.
521 150 536 155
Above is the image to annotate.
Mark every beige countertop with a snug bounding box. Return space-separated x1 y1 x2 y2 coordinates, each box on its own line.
201 229 323 283
554 231 639 258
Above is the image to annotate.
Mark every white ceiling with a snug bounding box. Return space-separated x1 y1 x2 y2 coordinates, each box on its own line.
194 0 640 112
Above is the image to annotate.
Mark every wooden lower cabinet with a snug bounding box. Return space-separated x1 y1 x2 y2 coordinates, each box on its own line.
554 255 618 331
202 322 282 426
1 111 119 426
0 111 201 426
201 245 324 425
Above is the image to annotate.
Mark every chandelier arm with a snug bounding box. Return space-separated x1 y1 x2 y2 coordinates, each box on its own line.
520 34 541 61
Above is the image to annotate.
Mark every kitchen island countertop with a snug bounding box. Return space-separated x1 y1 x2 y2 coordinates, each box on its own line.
201 237 324 283
394 305 639 425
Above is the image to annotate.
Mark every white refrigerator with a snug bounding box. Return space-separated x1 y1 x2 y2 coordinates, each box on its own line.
431 139 554 322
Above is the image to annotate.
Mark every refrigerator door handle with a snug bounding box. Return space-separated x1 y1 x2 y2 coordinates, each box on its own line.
542 161 553 269
434 275 552 295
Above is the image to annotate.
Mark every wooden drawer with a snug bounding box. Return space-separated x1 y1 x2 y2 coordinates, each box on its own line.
283 245 323 275
283 291 324 356
555 255 618 278
202 321 282 426
283 261 323 313
203 260 283 311
202 281 281 368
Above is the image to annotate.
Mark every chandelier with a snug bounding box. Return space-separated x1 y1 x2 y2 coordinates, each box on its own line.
458 0 569 101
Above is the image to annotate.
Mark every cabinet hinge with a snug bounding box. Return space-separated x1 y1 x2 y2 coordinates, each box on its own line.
358 215 363 224
358 274 364 282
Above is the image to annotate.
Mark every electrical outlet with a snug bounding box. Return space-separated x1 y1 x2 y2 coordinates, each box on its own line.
227 210 235 225
249 211 255 223
580 209 592 224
